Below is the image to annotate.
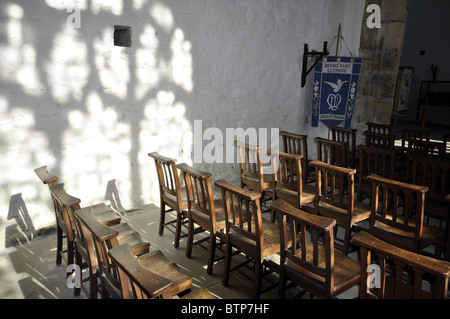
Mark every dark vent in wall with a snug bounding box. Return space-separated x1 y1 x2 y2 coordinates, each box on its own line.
114 25 131 47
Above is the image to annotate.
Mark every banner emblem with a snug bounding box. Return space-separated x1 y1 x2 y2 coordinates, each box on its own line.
312 56 362 128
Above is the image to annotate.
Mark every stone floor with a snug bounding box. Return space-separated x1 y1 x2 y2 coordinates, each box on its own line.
0 202 359 301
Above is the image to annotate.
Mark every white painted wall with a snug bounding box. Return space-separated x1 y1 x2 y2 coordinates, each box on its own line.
0 0 363 248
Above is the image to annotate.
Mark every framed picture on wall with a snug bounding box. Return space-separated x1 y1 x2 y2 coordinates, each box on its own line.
392 66 413 126
394 66 414 112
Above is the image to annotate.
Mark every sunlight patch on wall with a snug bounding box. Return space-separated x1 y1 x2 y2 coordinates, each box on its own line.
171 28 193 92
63 91 132 206
135 24 160 100
150 3 174 32
140 90 193 203
94 29 130 100
90 0 123 16
47 26 89 103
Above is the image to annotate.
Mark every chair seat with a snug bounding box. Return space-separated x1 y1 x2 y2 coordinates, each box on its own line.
275 184 316 206
285 243 360 293
229 219 288 259
181 287 216 299
190 199 226 230
319 199 371 225
137 250 193 296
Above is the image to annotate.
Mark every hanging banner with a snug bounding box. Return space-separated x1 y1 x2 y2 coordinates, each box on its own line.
311 56 362 128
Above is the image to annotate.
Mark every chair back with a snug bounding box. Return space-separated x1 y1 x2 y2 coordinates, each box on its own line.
410 156 450 202
49 183 80 247
234 140 265 193
366 122 392 135
272 151 303 209
148 152 183 211
177 163 216 228
353 231 450 299
280 131 308 183
75 207 123 298
271 198 338 298
400 128 430 154
329 126 357 168
367 174 428 253
357 145 396 201
407 139 446 161
363 131 395 150
314 137 348 168
215 179 263 259
311 160 356 220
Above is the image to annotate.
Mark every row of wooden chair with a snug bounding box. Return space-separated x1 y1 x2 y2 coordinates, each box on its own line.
35 166 215 299
148 142 450 298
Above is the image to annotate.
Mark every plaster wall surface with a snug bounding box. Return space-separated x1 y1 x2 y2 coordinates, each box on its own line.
0 0 363 248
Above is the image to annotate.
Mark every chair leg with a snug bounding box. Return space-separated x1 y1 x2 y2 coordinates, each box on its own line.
254 261 263 299
206 233 216 275
343 228 351 256
174 211 182 248
222 240 232 286
185 216 194 258
73 249 82 296
277 268 286 299
56 225 63 265
89 271 98 299
159 202 165 236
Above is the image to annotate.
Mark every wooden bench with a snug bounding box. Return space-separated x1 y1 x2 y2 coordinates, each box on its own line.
108 244 216 299
74 207 195 298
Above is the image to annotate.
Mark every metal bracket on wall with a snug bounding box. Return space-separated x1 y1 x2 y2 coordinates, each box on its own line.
301 41 329 87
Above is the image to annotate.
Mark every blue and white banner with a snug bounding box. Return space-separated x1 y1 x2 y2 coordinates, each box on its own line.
311 56 362 128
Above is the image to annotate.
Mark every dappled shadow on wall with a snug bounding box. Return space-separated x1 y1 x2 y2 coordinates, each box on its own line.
0 1 194 234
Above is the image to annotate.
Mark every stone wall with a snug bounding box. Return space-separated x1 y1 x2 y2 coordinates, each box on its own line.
353 0 408 138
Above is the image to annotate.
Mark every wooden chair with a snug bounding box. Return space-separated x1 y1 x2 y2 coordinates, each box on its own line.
34 166 63 265
357 145 396 202
271 151 315 214
148 152 188 248
366 122 392 135
313 137 348 168
280 131 310 183
273 198 360 299
329 126 358 168
49 183 122 298
353 231 450 299
363 131 396 150
399 128 430 155
234 140 275 204
311 160 372 255
367 174 446 258
407 139 446 161
34 166 117 267
75 207 194 299
177 163 226 275
215 179 284 299
108 244 217 299
410 156 450 221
